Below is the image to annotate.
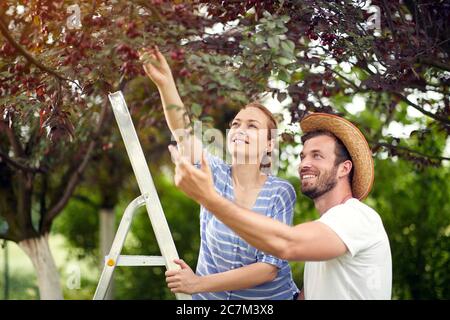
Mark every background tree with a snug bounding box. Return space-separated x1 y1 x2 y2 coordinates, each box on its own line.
0 0 218 299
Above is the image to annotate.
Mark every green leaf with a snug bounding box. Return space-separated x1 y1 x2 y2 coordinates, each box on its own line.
167 104 182 110
253 33 265 46
200 116 214 122
278 69 291 83
202 55 211 63
276 57 292 66
263 11 272 19
274 26 288 34
281 40 295 53
292 71 305 82
191 85 203 92
280 15 290 23
191 103 202 117
267 36 280 49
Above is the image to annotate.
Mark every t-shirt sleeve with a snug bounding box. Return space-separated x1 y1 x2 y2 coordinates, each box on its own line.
318 204 375 257
257 181 297 268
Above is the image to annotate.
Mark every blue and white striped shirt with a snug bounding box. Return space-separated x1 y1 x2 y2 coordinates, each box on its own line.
193 152 298 300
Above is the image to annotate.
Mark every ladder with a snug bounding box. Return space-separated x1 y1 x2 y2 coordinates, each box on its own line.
93 91 191 300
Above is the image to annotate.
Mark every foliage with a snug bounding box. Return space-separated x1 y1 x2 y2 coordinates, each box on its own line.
372 158 450 299
0 0 220 242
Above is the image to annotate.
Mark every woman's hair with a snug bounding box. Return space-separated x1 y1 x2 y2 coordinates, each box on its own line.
240 101 278 170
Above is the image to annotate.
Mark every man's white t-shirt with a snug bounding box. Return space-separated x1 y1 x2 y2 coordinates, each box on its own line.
304 198 392 300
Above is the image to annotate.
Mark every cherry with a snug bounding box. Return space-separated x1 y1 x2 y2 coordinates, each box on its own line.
170 48 185 61
20 38 30 46
91 43 102 50
36 85 46 101
322 88 331 97
120 61 138 76
0 43 16 56
334 47 344 55
116 44 139 60
324 71 333 81
116 44 131 54
64 33 78 46
92 16 106 27
116 18 125 28
305 30 318 41
126 22 140 38
10 85 19 94
102 142 113 151
174 4 185 12
62 56 72 66
179 68 191 78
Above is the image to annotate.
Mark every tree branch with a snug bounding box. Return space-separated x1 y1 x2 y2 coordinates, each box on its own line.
0 15 83 91
392 92 450 125
0 150 44 173
417 57 450 72
0 232 17 242
39 174 47 223
42 99 110 231
326 65 449 124
375 142 450 162
0 116 25 158
43 142 95 230
381 0 398 43
324 65 361 91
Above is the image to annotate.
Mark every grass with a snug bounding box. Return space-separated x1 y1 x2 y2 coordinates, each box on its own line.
0 234 99 300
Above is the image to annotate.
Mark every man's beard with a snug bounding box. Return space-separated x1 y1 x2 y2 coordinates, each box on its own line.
301 166 338 200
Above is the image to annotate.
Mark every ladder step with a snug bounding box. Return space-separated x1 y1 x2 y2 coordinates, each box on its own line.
106 255 166 266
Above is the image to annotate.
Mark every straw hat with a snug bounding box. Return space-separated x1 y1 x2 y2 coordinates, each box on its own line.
300 113 374 200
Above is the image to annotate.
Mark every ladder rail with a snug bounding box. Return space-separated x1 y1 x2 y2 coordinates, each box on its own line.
94 195 146 300
108 92 182 273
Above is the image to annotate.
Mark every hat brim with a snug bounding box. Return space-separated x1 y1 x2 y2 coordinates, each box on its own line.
300 113 374 200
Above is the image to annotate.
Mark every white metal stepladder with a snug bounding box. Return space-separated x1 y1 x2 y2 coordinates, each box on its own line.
93 91 191 300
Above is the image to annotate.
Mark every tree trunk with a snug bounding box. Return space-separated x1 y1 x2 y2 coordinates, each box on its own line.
100 208 115 299
18 234 63 300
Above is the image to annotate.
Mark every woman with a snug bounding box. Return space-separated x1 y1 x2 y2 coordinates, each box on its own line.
140 47 298 300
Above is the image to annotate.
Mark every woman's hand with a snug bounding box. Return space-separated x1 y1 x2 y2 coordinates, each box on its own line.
139 46 189 137
139 46 174 88
165 259 202 294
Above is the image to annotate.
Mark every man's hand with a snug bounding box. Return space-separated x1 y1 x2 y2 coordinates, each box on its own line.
175 130 202 165
168 145 216 205
165 259 201 294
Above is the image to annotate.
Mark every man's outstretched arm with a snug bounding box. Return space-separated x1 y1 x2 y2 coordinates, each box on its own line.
169 146 347 261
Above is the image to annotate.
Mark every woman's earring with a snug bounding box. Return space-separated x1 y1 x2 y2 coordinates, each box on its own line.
261 149 271 166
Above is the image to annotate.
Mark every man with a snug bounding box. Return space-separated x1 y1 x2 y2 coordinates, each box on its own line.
167 113 392 299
